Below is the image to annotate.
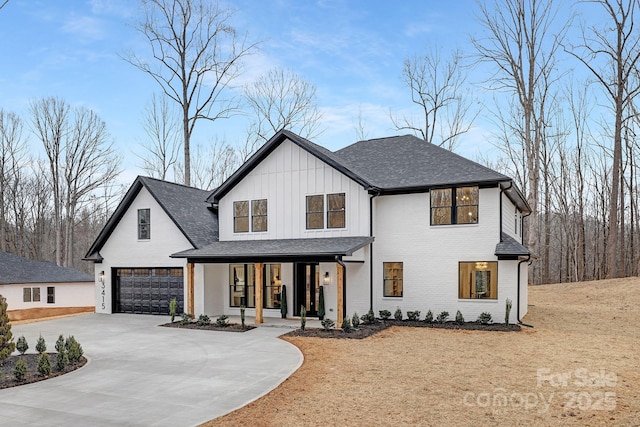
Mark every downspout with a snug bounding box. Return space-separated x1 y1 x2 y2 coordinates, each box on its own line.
336 255 347 318
499 181 513 241
368 188 381 312
517 254 534 328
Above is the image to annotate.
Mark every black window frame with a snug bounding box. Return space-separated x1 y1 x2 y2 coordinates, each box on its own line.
23 287 31 302
47 286 55 304
229 264 255 308
430 186 479 225
251 199 268 232
306 194 324 229
383 262 403 297
327 193 346 229
233 201 250 233
33 287 41 302
138 208 150 239
263 264 282 309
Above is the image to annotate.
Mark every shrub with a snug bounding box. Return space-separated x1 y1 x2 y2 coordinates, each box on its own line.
37 352 51 376
280 285 288 319
196 314 211 326
407 310 421 321
477 312 493 325
360 310 376 325
13 358 27 381
394 308 403 321
378 310 391 320
341 315 352 332
436 311 449 324
35 335 46 354
300 306 306 331
216 315 229 327
169 298 178 323
321 318 335 330
455 310 465 324
424 310 433 323
66 337 83 363
56 349 69 371
351 312 360 328
55 334 65 353
318 286 325 320
180 312 194 324
505 298 513 326
0 294 15 365
16 335 28 355
240 306 246 329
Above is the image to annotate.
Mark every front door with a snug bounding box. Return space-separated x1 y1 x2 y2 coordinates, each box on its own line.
295 263 319 316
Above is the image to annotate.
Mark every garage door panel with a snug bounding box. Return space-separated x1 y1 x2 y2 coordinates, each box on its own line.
114 267 184 315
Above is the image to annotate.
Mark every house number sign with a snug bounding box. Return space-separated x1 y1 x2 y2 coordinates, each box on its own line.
101 281 106 309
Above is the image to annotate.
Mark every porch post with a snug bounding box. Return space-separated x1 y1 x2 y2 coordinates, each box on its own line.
255 262 263 324
187 262 195 315
336 262 344 325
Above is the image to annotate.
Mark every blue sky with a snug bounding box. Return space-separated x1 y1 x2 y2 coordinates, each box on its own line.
0 0 579 184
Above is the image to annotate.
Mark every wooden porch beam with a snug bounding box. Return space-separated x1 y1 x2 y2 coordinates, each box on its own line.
187 262 195 315
336 262 344 325
255 262 264 324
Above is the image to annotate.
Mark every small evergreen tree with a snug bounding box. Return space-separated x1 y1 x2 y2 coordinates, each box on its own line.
55 334 65 353
37 352 51 376
424 310 434 323
16 335 29 355
67 339 83 364
0 294 15 365
318 286 325 320
351 312 360 328
280 285 288 318
13 358 27 381
300 305 306 331
35 334 46 354
240 305 246 329
169 298 177 322
505 298 513 326
56 349 69 371
394 307 403 320
455 310 465 324
341 315 352 332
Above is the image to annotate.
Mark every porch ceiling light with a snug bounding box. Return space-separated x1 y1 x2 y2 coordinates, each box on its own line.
323 272 330 286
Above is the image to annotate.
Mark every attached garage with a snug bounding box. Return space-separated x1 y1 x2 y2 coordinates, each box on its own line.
113 268 184 315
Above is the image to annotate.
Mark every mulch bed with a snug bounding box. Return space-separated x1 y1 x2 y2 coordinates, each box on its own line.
284 320 520 339
0 353 87 390
160 321 256 332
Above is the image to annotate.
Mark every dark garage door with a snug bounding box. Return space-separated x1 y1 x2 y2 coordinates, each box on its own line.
114 268 184 314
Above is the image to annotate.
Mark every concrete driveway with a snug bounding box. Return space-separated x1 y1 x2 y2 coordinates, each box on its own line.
0 314 303 426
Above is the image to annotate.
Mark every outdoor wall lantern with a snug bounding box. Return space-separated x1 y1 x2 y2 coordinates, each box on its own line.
99 271 105 284
323 272 330 286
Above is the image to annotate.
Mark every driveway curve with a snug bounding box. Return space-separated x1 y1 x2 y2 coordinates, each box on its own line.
0 314 302 426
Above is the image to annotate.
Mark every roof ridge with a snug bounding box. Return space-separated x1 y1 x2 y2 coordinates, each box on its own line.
139 175 211 193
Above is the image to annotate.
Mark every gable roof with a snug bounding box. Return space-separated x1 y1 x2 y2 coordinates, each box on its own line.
84 176 217 262
207 130 370 204
0 251 92 284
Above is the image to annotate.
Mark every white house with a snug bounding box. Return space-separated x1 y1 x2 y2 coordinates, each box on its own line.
0 251 94 321
85 130 531 324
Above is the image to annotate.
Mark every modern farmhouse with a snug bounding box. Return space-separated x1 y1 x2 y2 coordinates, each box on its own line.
84 130 531 324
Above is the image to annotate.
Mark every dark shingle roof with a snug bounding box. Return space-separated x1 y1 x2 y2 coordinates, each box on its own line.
495 233 530 258
335 134 511 190
0 251 92 284
172 236 374 262
84 176 217 261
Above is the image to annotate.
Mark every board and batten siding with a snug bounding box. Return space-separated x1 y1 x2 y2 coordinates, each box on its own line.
372 188 524 322
501 192 523 242
218 138 370 241
95 187 193 313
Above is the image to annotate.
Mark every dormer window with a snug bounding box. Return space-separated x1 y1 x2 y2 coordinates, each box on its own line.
431 186 478 225
138 209 150 239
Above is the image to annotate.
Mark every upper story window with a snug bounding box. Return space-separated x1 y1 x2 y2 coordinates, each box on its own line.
306 195 324 229
138 209 150 239
251 199 268 232
327 193 346 228
234 201 249 233
430 186 478 225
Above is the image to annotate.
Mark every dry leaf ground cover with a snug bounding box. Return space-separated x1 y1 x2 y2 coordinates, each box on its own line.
205 278 640 426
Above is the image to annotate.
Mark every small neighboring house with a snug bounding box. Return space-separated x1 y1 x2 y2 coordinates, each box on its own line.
85 130 531 324
0 251 95 321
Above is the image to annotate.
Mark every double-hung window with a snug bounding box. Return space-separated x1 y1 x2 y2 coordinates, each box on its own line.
251 199 268 232
306 195 324 229
234 201 249 233
234 199 267 232
430 186 478 225
327 193 346 228
383 262 403 297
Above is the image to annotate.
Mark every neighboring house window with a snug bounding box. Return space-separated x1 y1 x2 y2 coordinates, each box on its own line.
264 264 282 309
306 195 324 229
430 186 479 225
459 262 498 299
234 201 249 233
251 199 268 232
229 264 255 307
383 262 403 297
138 208 150 239
23 288 31 302
33 287 41 302
327 193 346 228
47 286 55 304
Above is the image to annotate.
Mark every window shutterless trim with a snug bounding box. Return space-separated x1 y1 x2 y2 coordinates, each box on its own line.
138 208 150 239
327 193 346 229
430 186 479 225
251 199 268 232
383 261 403 297
233 200 250 233
306 194 324 229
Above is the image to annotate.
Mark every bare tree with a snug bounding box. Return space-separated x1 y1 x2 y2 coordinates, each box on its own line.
565 0 640 278
0 110 26 252
135 93 182 180
472 0 566 271
0 1 8 11
354 104 369 141
391 47 476 150
125 0 257 186
183 139 238 190
243 67 323 158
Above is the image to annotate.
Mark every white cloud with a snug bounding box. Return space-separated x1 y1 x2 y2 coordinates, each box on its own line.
62 15 106 40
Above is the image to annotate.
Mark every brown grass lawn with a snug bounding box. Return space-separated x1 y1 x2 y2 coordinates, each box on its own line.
204 278 640 426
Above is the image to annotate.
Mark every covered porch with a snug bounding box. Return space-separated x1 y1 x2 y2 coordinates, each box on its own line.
171 236 373 325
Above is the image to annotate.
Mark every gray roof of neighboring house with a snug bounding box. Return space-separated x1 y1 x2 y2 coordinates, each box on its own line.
171 236 374 262
84 176 217 262
0 251 93 285
495 233 530 259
